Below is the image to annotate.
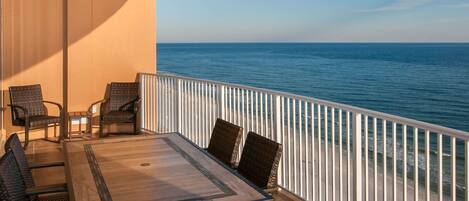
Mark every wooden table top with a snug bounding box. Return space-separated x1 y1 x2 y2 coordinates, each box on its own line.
63 133 272 201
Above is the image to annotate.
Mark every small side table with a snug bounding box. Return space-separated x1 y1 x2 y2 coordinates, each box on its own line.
68 111 92 139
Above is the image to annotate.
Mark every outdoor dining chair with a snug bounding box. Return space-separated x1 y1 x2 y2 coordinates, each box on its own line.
8 84 63 148
89 82 140 137
206 118 243 167
0 150 68 201
4 133 64 189
236 131 283 192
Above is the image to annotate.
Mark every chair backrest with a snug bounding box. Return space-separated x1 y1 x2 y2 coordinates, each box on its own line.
106 82 139 112
0 150 29 201
207 119 243 166
4 133 35 188
9 84 46 120
237 132 282 189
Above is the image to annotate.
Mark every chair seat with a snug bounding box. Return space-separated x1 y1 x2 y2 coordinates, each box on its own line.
14 115 61 128
102 111 135 122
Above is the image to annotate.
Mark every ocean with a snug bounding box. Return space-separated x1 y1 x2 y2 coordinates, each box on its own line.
157 43 469 133
157 43 469 196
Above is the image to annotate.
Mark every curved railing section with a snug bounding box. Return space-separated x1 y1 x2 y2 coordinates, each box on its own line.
139 72 469 201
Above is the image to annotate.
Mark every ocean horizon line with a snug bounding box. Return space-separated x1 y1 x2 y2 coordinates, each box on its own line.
157 41 469 45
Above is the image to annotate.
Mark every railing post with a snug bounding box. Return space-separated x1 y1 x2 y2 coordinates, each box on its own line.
466 140 469 200
274 95 282 142
176 78 182 133
217 85 226 119
273 95 282 184
138 74 145 131
353 112 363 201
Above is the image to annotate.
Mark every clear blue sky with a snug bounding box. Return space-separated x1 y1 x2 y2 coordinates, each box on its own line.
157 0 469 43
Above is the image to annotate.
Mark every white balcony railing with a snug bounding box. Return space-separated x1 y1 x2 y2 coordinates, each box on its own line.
139 72 469 201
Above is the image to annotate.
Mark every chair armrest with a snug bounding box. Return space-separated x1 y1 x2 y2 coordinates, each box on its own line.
29 161 64 169
25 183 67 196
118 98 141 112
42 101 63 111
133 98 142 112
8 104 30 119
88 99 106 113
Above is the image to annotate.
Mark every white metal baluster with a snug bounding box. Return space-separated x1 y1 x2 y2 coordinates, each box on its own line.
451 136 456 201
260 93 264 136
264 93 268 137
332 108 336 201
196 82 201 145
414 127 419 201
312 103 316 201
318 104 322 201
466 140 469 201
191 81 196 141
182 81 187 135
403 125 408 201
163 78 167 131
281 97 286 187
374 118 378 201
383 120 387 201
146 76 150 131
228 87 232 123
160 77 164 132
287 97 291 189
203 84 207 139
305 102 310 200
155 77 159 131
425 130 430 201
364 115 369 201
339 110 343 201
237 88 240 127
346 111 350 201
241 90 245 143
299 101 303 197
325 106 329 201
352 113 363 201
255 92 259 134
270 94 274 140
437 133 442 201
393 122 397 201
293 99 297 193
249 91 253 134
156 77 160 131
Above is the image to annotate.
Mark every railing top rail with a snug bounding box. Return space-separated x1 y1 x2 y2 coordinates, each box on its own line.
141 72 469 140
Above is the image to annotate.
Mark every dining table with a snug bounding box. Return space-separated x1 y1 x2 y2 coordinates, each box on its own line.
63 132 272 201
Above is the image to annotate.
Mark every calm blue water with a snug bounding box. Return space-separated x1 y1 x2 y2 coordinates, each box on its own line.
158 43 469 133
158 43 469 196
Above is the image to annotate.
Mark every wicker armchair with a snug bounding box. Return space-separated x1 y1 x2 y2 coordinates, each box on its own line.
4 133 64 188
8 84 63 148
0 150 68 201
236 132 283 191
89 82 140 137
206 118 243 167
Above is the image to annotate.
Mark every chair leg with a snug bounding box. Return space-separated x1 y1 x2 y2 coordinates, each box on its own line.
134 120 138 135
99 120 104 137
24 125 30 149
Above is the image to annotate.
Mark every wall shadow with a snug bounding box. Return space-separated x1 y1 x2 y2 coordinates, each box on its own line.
1 0 128 80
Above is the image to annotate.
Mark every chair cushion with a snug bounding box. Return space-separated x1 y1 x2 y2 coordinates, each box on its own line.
102 111 135 123
14 115 61 128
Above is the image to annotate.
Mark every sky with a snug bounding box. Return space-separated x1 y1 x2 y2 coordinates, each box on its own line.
157 0 469 43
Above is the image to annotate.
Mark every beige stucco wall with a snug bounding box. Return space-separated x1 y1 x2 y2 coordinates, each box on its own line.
68 0 156 111
0 0 156 141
